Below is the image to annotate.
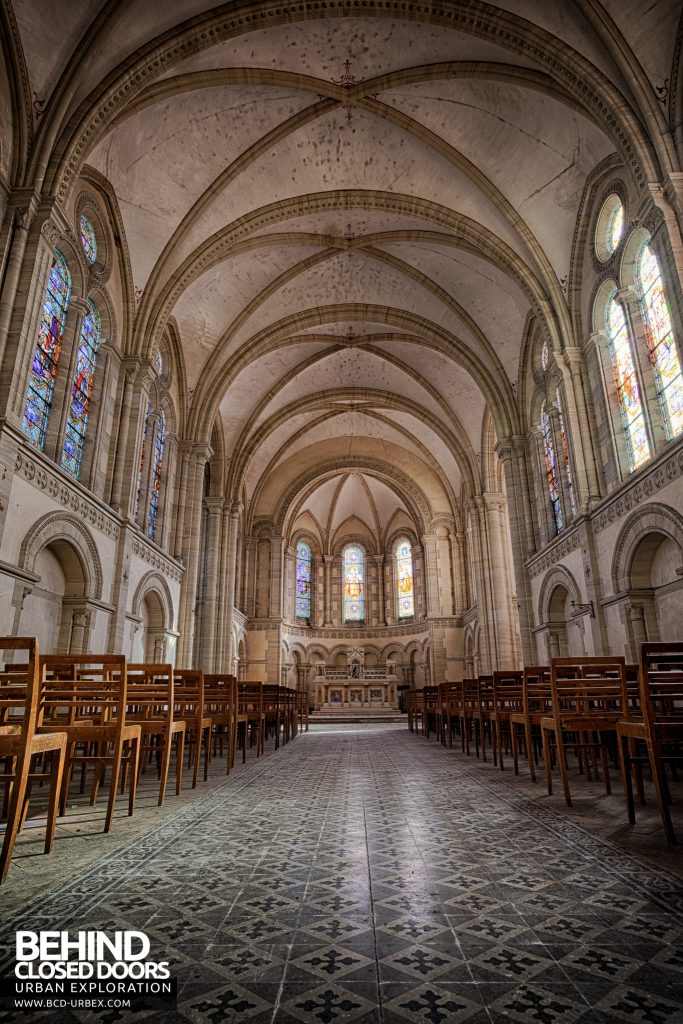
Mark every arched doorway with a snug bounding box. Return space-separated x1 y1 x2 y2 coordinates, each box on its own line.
19 539 89 654
629 532 683 643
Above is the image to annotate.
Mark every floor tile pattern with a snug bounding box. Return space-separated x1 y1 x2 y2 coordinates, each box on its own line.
1 724 683 1023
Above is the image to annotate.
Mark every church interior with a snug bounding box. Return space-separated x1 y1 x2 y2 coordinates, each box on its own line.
1 1 683 1021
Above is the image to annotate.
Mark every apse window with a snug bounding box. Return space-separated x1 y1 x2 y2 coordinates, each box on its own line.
396 539 415 618
79 215 97 265
595 194 624 262
61 299 102 479
343 544 365 622
605 292 650 470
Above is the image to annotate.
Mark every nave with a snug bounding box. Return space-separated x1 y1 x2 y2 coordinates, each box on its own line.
2 723 682 1024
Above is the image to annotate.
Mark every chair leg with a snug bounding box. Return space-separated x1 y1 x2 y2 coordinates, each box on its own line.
526 722 536 782
158 734 172 806
44 748 66 854
647 739 676 844
104 744 123 833
175 732 185 795
557 732 572 806
620 733 636 825
0 749 32 883
542 727 553 796
128 738 140 817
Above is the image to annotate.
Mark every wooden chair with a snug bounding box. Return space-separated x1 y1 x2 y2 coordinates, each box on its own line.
472 675 496 763
174 670 211 788
422 685 439 739
617 643 683 843
492 671 524 771
440 683 461 748
295 689 309 733
126 664 185 805
406 689 422 733
38 654 140 832
509 667 551 781
237 682 264 761
460 679 480 756
541 657 627 806
263 684 284 749
204 673 237 773
0 638 67 884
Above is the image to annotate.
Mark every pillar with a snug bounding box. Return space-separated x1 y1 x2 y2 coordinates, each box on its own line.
176 443 212 667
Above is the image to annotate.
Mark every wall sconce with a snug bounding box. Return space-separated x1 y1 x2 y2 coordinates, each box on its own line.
570 600 595 618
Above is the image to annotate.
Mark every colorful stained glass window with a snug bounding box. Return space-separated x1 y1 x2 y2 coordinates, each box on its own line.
155 350 163 376
542 408 563 534
636 243 683 439
147 410 165 541
396 539 414 618
135 403 151 518
557 396 576 517
606 202 624 254
606 294 650 469
61 299 101 479
296 542 312 620
22 250 71 448
343 545 365 621
79 215 97 265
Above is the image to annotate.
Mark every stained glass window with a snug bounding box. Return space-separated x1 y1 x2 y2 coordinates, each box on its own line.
542 408 563 534
636 243 683 439
606 203 624 254
296 542 312 620
22 250 71 448
135 403 151 518
606 294 650 469
155 350 163 376
343 545 365 621
79 215 97 265
60 300 101 479
147 410 165 541
396 539 414 618
541 341 549 372
557 396 576 517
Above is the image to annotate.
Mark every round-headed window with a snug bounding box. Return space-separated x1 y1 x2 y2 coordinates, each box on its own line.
79 214 98 265
595 194 624 262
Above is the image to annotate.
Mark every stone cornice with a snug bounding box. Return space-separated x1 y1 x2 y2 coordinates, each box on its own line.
526 521 583 578
15 442 120 542
130 537 183 582
591 440 683 535
282 621 430 640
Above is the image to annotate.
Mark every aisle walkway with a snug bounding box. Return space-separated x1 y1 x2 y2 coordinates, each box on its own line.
2 725 683 1024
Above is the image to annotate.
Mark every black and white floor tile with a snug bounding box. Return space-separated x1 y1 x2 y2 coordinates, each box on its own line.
1 724 683 1023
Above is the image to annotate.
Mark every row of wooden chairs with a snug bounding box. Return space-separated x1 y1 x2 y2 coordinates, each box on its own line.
0 638 309 883
408 644 683 843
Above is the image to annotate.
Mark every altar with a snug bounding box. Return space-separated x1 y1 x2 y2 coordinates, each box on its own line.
314 649 398 710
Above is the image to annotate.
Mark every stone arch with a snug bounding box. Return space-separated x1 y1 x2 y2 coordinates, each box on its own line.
537 565 582 624
131 571 174 629
20 512 103 601
611 502 683 594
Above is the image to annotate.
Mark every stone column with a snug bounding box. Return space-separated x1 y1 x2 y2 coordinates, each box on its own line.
482 492 518 669
199 497 223 671
0 193 39 370
374 554 386 625
220 502 241 671
176 443 212 667
649 178 683 291
109 360 152 517
495 440 536 665
69 610 91 654
323 555 333 626
452 531 467 614
270 535 285 619
422 534 440 617
559 348 602 509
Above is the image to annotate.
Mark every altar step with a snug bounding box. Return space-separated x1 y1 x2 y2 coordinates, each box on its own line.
309 708 406 724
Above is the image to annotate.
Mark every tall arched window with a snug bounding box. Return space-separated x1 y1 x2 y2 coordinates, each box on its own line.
295 542 312 620
61 299 102 479
636 243 683 439
605 293 650 470
343 545 365 621
541 407 562 534
395 539 414 618
147 411 166 541
22 250 71 448
556 396 576 517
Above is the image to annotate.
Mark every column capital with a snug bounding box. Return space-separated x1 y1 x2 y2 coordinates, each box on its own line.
494 439 515 464
561 346 584 374
230 501 244 518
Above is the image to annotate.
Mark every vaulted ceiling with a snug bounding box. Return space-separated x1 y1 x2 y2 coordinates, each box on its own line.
6 0 680 529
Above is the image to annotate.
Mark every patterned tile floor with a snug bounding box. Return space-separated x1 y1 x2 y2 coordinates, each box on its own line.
1 724 683 1024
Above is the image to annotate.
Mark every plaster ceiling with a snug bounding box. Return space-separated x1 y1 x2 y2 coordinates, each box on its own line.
11 0 679 526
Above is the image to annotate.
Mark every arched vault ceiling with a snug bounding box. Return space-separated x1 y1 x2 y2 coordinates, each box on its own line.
11 0 679 515
255 437 452 523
